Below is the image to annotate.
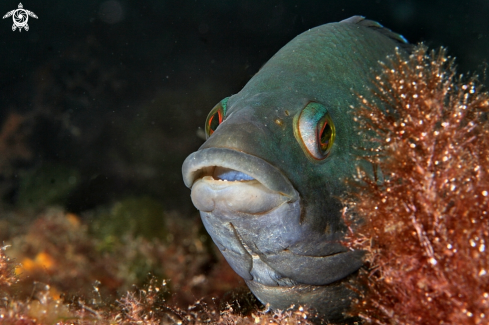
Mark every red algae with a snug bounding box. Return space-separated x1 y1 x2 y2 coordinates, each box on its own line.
344 45 489 324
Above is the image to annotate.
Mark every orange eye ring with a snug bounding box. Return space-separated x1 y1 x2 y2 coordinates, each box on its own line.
207 108 223 136
205 98 229 138
318 114 335 155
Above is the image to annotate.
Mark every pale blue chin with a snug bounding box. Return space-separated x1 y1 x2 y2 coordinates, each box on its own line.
213 166 255 181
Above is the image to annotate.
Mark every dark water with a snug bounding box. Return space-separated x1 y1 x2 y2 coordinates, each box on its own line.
0 0 487 217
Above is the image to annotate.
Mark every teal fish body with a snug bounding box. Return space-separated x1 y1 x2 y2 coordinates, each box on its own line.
182 16 409 322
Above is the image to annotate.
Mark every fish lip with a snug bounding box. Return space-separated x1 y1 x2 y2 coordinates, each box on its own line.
182 147 298 202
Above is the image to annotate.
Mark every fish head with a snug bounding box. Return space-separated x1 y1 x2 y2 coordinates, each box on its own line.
182 88 364 309
182 16 409 321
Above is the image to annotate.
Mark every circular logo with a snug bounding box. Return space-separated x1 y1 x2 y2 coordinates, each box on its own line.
13 10 28 27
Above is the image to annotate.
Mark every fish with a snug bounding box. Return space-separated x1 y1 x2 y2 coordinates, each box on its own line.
182 16 410 322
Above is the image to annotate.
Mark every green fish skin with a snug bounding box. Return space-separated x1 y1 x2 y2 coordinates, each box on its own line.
182 16 410 323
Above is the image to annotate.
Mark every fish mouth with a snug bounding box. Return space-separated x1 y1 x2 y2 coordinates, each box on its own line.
182 148 298 214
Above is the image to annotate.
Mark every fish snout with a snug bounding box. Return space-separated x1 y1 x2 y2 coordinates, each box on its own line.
182 147 299 215
191 175 289 214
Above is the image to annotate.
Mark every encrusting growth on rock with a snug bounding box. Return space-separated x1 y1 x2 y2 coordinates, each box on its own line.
344 45 489 324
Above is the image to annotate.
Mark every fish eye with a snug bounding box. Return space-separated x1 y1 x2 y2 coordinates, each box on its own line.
293 102 336 160
318 114 335 155
205 97 228 138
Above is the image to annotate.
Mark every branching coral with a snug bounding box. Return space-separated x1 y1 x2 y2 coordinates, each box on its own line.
344 45 489 324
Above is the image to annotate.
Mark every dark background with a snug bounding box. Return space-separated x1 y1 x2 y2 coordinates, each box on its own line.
0 0 488 217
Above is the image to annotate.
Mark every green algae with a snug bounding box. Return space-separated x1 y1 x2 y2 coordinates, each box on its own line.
92 196 168 245
17 163 80 208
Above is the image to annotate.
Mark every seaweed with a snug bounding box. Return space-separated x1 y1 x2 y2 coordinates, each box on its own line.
0 202 322 324
16 163 81 209
91 196 168 244
0 245 18 288
343 45 489 324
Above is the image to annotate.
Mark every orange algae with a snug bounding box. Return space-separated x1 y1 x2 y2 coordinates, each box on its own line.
16 251 57 275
